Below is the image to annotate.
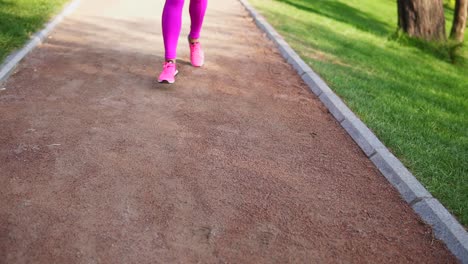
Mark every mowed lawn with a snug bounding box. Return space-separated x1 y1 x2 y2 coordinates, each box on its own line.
249 0 468 226
0 0 68 63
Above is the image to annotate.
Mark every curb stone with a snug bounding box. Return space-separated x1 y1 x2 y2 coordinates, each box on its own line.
369 148 433 204
413 199 468 261
238 0 468 262
0 0 81 84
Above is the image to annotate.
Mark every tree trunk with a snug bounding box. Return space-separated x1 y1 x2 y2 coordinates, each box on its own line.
398 0 446 41
450 0 468 42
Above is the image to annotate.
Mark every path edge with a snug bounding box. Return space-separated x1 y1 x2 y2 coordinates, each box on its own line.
237 0 468 262
0 0 81 84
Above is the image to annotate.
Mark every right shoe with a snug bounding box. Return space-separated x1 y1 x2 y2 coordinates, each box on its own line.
188 38 205 67
158 61 178 84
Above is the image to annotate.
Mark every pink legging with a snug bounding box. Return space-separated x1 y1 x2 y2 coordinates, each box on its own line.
162 0 208 60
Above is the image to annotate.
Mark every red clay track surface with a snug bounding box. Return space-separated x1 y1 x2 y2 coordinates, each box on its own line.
0 0 457 263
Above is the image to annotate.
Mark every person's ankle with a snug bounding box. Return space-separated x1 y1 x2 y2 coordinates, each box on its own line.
189 37 199 44
166 59 176 63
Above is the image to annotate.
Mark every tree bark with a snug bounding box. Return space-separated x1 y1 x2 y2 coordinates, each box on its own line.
450 0 468 42
398 0 446 41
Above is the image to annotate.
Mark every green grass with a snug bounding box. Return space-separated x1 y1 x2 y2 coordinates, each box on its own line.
249 0 468 226
0 0 68 63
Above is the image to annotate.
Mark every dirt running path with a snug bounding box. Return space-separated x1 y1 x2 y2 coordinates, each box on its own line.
0 0 457 263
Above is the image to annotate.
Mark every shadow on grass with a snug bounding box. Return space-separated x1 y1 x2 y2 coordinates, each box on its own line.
0 0 65 62
273 0 467 64
389 30 467 65
273 0 391 36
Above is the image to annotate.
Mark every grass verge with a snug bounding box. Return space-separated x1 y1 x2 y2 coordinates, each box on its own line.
0 0 69 63
249 0 468 226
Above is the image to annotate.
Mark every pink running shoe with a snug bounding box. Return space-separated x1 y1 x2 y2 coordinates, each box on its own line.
158 61 178 84
189 41 204 67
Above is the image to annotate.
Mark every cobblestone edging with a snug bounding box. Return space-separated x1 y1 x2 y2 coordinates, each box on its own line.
0 0 81 84
238 0 468 262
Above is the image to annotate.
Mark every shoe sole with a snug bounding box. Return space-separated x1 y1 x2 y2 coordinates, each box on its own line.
158 70 179 84
191 61 204 67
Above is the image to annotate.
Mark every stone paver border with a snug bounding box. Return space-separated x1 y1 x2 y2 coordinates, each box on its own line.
0 0 81 84
238 0 468 262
